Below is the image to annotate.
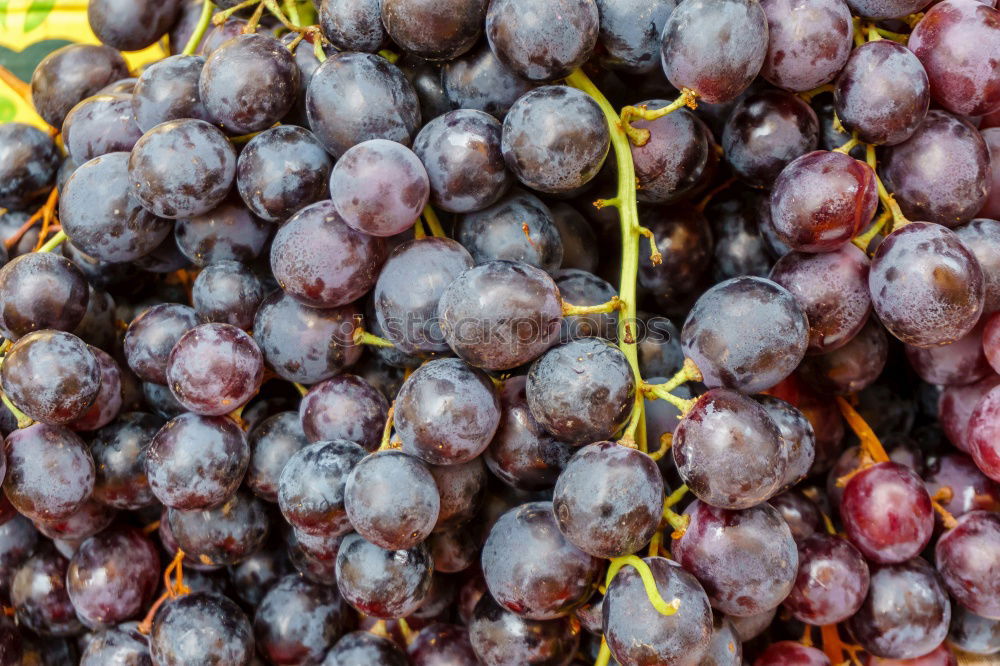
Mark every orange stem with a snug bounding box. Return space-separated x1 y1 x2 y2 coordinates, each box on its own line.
835 396 889 464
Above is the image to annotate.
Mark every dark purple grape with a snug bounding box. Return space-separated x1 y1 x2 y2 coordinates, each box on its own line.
61 94 142 163
253 292 361 384
834 41 929 146
637 316 684 378
869 222 984 347
659 0 767 103
594 0 676 73
270 200 387 308
906 319 992 386
88 0 179 50
909 0 1000 116
798 316 889 395
882 111 991 228
335 532 433 619
441 43 534 119
150 593 254 664
278 439 366 536
637 203 714 307
468 594 580 666
681 276 808 393
34 497 115 541
66 527 160 627
673 500 798 617
165 491 269 565
768 150 878 252
754 395 816 489
145 412 249 509
700 614 742 665
70 285 116 351
553 441 663 558
79 623 151 665
60 152 173 262
128 119 236 219
230 546 290 606
760 0 853 92
70 346 122 431
408 622 477 665
1 330 100 425
630 106 709 203
527 337 636 443
0 123 59 209
246 411 307 502
131 54 210 132
769 490 821 543
381 0 486 60
413 109 509 214
602 556 713 665
674 388 787 508
555 269 617 340
323 631 408 665
397 53 453 125
949 604 1000 655
924 453 1000 523
123 303 198 384
438 260 562 370
306 52 421 157
846 0 929 17
346 450 439 549
300 375 388 451
550 203 598 273
165 323 263 416
319 0 386 51
236 124 333 222
482 501 601 619
174 196 270 266
848 558 951 660
427 458 487 531
11 547 82 636
133 232 191 273
191 260 266 329
753 642 831 666
841 462 934 564
254 574 353 665
956 218 1000 314
457 189 563 271
485 0 598 81
706 187 773 280
30 44 129 128
427 529 478 573
0 252 89 338
784 533 869 626
501 86 609 194
0 515 38 598
89 412 162 510
199 33 299 134
935 510 1000 618
3 424 93 521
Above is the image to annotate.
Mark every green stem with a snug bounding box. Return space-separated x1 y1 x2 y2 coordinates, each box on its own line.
1 393 32 429
422 204 446 238
313 33 327 62
561 297 620 317
182 0 215 56
604 555 681 616
353 328 395 348
36 229 66 253
284 0 300 26
866 144 908 228
594 639 611 666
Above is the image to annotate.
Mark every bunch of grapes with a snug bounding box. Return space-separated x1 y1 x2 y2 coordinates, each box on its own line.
0 0 998 663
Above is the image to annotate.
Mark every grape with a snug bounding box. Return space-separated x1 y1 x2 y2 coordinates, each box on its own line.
245 412 307 503
553 441 663 558
30 44 129 127
79 623 151 665
60 152 172 262
150 593 254 665
769 490 821 543
438 260 562 370
906 319 992 386
924 453 1000 527
381 0 487 61
967 385 1000 481
593 0 676 74
834 41 929 146
66 527 160 627
630 106 710 203
89 412 162 510
659 0 768 104
754 395 816 490
397 54 453 125
846 0 931 17
939 375 1000 451
0 123 59 209
408 623 477 665
753 642 831 666
191 260 266 329
395 357 501 464
253 292 361 384
840 462 934 564
61 94 142 163
935 510 1000 618
174 196 270 266
798 316 889 395
318 0 386 52
99 77 136 94
760 0 853 92
3 425 95 522
254 574 353 665
485 0 598 81
847 558 951 660
306 52 421 157
300 375 388 451
457 189 563 271
11 547 82 636
412 109 510 213
674 388 787 508
501 86 609 194
981 130 1000 221
133 233 191 273
128 119 236 219
909 0 1000 116
236 125 333 222
555 269 618 340
123 303 198 384
428 459 487 533
637 204 714 307
166 491 269 565
955 218 1000 314
768 151 878 252
0 252 89 338
0 515 38 595
468 594 580 666
34 497 114 541
131 54 210 132
783 533 870 626
70 346 122 431
1 330 100 425
165 322 263 416
441 43 534 119
881 111 991 228
602 556 713 666
278 439 366 536
550 204 598 273
527 337 636 443
335 532 433 619
673 500 798 617
328 139 428 237
869 222 984 347
88 0 179 50
270 200 387 308
706 187 773 280
66 285 119 350
949 604 1000 655
723 90 820 188
323 631 408 665
681 276 809 393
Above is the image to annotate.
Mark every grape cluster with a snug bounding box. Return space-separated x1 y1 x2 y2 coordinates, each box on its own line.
0 0 998 663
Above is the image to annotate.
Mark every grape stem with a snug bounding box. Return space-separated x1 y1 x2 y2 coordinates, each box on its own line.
930 487 958 529
0 393 32 429
397 618 415 645
662 484 690 537
619 89 698 146
243 0 266 33
353 328 395 348
647 432 671 461
869 25 908 43
138 549 190 634
604 555 681 616
313 32 327 62
797 83 834 103
183 0 216 55
379 403 397 451
212 0 253 25
594 638 612 666
852 17 866 47
422 204 446 238
865 143 909 229
851 209 891 252
835 396 890 464
284 0 300 26
561 297 621 317
36 229 66 253
378 49 400 64
293 382 309 396
833 133 860 155
413 217 427 239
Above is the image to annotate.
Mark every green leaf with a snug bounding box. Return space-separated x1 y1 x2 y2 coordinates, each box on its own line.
0 40 73 82
0 96 15 123
24 0 56 32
